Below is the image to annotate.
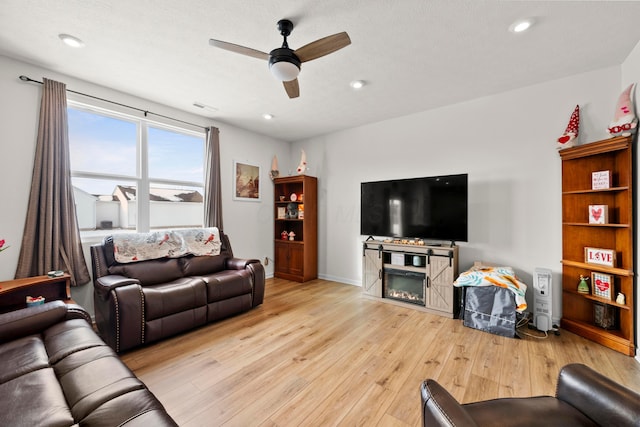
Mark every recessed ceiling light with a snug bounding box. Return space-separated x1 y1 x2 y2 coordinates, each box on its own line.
350 80 366 89
509 19 534 33
58 33 85 48
262 113 274 120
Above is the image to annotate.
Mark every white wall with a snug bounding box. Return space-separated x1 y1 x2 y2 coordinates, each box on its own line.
621 39 640 359
122 200 135 229
73 188 97 230
149 201 202 229
294 66 623 326
0 55 290 315
96 201 120 229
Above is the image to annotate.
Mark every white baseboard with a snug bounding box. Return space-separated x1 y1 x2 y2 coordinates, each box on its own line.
317 274 361 287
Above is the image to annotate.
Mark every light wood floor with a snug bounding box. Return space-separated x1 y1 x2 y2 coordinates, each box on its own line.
121 278 640 427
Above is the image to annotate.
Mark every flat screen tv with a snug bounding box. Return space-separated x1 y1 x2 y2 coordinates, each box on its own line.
360 173 468 242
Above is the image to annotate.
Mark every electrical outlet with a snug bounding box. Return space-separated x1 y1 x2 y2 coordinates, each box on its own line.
263 256 269 265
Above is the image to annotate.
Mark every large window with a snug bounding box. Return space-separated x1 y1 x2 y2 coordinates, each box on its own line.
68 103 205 237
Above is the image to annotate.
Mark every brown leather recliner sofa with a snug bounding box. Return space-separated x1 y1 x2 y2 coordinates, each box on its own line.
0 301 177 426
91 229 265 353
421 363 640 426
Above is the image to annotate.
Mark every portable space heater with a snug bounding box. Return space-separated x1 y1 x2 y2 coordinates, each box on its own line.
533 268 553 332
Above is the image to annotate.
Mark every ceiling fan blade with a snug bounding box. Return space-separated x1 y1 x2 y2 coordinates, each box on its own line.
283 79 300 98
208 39 269 61
294 32 351 63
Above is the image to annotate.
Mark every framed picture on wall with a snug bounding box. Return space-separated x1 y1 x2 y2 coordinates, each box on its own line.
591 272 613 300
233 160 261 201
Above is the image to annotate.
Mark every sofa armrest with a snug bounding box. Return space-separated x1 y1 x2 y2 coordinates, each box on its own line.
0 301 91 343
556 363 640 427
94 275 141 301
226 257 261 270
66 303 93 323
93 283 145 353
421 379 479 427
247 261 265 306
224 258 265 307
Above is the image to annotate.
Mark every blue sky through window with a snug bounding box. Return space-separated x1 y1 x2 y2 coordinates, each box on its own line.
148 126 204 182
68 108 204 196
68 108 136 177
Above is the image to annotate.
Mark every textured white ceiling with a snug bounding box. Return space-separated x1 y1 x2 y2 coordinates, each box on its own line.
1 1 640 142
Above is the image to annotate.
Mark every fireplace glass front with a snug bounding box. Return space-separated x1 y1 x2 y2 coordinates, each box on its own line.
384 268 425 305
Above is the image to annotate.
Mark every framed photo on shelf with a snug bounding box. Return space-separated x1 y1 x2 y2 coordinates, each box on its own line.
591 170 611 190
588 205 608 224
277 207 286 219
584 247 616 267
591 272 613 300
233 160 261 201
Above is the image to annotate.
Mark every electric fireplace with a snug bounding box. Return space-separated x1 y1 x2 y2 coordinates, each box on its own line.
384 268 425 305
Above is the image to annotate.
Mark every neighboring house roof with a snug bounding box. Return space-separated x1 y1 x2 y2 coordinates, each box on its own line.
114 185 203 202
72 186 98 200
96 195 119 202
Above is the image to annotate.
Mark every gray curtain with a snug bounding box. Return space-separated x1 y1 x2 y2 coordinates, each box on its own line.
15 78 91 286
204 126 223 229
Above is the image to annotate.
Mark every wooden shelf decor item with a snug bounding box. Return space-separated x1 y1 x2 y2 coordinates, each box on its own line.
591 271 613 300
588 205 608 224
584 247 616 267
559 135 635 356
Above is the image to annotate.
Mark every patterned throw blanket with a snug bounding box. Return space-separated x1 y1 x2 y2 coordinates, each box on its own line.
454 265 527 312
112 227 221 263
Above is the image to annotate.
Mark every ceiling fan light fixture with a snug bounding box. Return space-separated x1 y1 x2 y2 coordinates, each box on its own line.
270 60 300 81
269 48 301 81
209 19 350 98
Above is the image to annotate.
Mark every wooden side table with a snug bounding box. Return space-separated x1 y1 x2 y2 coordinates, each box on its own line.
0 274 74 314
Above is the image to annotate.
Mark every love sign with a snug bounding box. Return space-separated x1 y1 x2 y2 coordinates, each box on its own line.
585 247 616 267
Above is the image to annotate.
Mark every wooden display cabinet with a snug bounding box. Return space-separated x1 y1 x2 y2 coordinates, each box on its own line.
559 135 635 356
273 175 317 282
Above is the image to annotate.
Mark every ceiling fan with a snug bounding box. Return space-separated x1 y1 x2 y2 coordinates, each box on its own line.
209 19 351 99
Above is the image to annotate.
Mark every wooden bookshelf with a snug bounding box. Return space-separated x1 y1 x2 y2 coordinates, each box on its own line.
273 175 318 282
559 136 635 356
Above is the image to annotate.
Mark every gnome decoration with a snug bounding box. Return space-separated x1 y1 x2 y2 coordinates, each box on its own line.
608 84 637 137
296 149 307 175
557 105 580 150
269 155 280 180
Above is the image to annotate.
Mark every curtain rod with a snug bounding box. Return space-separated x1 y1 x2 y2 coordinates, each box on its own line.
19 75 208 132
